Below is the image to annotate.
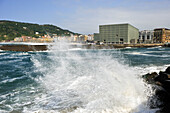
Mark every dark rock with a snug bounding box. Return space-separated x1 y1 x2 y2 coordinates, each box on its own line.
154 72 168 83
165 67 170 74
162 80 170 93
155 88 170 113
143 66 170 113
142 72 158 84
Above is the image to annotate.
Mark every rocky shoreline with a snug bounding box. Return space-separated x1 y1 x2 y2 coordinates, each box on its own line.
143 66 170 113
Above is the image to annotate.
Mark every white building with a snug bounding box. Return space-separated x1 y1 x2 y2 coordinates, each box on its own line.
87 34 94 41
35 32 39 35
139 30 154 43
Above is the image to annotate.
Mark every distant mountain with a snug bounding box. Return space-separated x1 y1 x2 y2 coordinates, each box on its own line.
0 20 80 41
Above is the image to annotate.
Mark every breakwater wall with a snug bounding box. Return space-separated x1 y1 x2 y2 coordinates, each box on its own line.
0 44 48 52
0 43 166 52
82 43 164 49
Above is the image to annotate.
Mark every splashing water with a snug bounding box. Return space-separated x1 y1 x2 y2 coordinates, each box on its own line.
27 41 155 113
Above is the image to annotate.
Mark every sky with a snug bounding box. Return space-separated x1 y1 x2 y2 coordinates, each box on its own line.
0 0 170 34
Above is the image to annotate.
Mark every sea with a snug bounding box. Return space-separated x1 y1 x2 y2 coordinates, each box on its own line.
0 42 170 113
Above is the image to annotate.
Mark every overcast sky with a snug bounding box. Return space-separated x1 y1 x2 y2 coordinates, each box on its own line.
0 0 170 34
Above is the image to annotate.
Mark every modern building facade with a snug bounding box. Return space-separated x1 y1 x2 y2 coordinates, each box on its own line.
154 28 170 43
93 33 100 41
99 23 139 44
139 30 154 43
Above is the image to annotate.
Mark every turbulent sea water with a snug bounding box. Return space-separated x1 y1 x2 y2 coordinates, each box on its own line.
0 42 170 113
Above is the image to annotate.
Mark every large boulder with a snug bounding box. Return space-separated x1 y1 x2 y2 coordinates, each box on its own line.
165 67 170 74
143 66 170 113
142 72 158 84
154 72 169 83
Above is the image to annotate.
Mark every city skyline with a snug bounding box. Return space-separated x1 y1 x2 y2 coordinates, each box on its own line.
0 0 170 34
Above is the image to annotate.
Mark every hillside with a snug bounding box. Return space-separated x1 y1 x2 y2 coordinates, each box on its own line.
0 20 80 41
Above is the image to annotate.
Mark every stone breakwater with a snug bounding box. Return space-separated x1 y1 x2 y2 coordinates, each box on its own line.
89 43 165 49
143 66 170 113
0 43 166 51
0 44 48 52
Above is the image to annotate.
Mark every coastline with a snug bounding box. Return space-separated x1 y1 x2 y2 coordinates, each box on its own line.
0 42 168 52
143 66 170 113
0 43 170 113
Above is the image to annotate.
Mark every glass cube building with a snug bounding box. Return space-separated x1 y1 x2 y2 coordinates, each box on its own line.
98 23 139 44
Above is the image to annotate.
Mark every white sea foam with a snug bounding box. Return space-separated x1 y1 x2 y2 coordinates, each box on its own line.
147 46 162 49
125 47 132 48
28 41 156 113
68 48 83 51
135 64 170 75
0 76 26 85
0 52 8 56
126 51 170 58
14 52 29 56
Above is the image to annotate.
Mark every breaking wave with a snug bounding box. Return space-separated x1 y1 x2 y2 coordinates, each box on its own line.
26 41 155 113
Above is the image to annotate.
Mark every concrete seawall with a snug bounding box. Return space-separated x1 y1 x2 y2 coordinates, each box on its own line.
0 43 166 52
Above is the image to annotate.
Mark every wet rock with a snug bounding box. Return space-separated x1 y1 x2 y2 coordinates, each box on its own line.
154 72 169 83
165 67 170 74
142 72 158 84
143 66 170 113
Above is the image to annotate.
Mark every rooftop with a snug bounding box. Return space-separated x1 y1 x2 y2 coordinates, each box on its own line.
154 28 170 30
99 23 138 30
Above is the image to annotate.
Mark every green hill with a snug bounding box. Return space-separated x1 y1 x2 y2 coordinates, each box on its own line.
0 20 80 41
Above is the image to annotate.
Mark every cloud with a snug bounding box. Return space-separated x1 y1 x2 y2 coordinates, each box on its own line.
58 1 170 34
53 0 170 34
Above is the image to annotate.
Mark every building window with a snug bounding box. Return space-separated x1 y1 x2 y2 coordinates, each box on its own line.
142 36 145 40
120 38 123 41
